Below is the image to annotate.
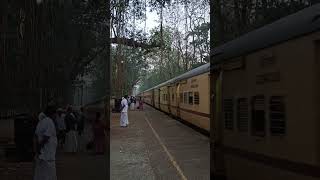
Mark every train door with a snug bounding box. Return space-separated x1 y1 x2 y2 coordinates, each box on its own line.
176 83 181 118
152 90 155 107
211 70 226 178
168 86 171 114
158 89 161 108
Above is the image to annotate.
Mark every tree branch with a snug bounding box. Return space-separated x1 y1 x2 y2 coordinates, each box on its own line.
111 37 160 49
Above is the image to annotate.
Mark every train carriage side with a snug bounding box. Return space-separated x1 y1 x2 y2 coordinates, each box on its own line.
143 89 153 106
159 85 170 113
153 88 160 110
169 84 178 117
212 5 320 180
177 71 210 131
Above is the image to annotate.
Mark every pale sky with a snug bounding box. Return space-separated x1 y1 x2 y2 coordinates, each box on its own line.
136 6 159 34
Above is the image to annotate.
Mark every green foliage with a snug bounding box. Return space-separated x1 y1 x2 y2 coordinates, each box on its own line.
212 0 313 44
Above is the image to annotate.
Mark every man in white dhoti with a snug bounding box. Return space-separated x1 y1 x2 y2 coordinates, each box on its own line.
120 95 129 127
34 106 58 180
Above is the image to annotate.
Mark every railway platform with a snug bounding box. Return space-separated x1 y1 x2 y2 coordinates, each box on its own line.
1 104 209 180
111 105 210 180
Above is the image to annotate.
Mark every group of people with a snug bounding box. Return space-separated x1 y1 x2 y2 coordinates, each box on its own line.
128 96 144 111
33 105 106 180
119 95 144 128
32 95 144 180
53 106 85 153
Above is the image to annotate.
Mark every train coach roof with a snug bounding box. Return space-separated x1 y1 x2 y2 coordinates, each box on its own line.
143 63 210 92
173 63 210 82
211 4 320 64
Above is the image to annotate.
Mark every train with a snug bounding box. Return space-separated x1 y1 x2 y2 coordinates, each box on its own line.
139 4 320 180
139 63 210 133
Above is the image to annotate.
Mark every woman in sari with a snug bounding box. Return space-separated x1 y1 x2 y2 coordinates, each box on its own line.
92 112 106 155
64 107 78 154
139 97 144 110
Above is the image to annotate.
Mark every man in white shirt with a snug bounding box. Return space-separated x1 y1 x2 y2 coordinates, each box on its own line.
120 95 129 127
34 106 58 180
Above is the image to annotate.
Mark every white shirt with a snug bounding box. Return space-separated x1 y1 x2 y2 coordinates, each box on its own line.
121 98 128 113
35 117 58 161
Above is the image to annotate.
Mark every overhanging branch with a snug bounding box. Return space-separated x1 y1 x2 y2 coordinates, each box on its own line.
70 37 159 78
111 37 160 49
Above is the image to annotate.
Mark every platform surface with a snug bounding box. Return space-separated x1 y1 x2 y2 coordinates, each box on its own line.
110 105 210 180
0 104 209 180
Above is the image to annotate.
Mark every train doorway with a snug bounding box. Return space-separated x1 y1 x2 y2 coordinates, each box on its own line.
176 83 181 118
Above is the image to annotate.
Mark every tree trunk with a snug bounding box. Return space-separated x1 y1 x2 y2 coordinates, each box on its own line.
104 0 111 179
184 1 189 71
160 4 164 77
211 0 227 178
213 0 225 45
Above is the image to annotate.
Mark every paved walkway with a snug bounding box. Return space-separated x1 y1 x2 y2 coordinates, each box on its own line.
56 152 107 180
110 105 210 180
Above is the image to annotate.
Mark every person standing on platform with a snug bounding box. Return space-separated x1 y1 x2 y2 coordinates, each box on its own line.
139 97 144 110
33 106 58 180
130 96 135 110
120 95 129 127
64 106 78 154
77 107 85 152
92 112 106 154
55 108 66 149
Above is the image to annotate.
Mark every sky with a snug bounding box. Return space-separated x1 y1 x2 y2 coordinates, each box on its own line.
136 6 159 34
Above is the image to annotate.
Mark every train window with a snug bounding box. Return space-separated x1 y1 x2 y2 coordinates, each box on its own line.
224 98 234 130
189 92 193 105
237 98 248 132
270 96 286 136
172 94 174 101
251 95 266 137
194 92 200 104
184 92 188 104
180 93 183 103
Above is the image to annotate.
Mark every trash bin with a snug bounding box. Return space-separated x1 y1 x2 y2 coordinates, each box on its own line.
14 114 34 162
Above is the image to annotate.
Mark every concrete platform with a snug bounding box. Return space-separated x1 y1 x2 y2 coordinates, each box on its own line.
0 104 209 180
111 105 210 180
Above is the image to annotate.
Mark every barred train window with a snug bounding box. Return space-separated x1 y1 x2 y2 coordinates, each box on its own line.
184 92 188 104
194 92 200 104
237 98 248 132
180 93 183 103
251 95 265 137
224 98 234 130
270 96 286 135
189 92 193 105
